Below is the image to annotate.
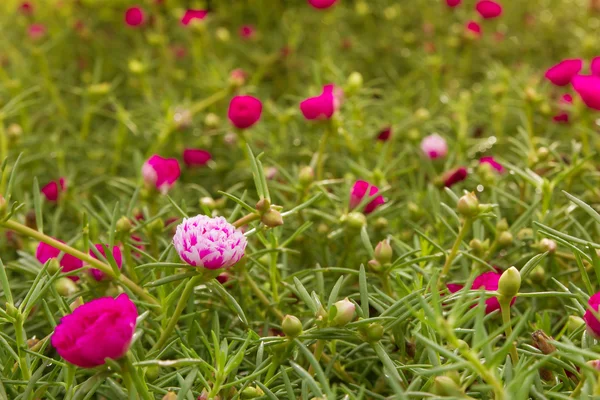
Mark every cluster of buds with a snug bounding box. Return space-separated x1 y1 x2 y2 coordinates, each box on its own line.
255 198 283 228
495 218 513 248
368 239 393 272
456 192 493 218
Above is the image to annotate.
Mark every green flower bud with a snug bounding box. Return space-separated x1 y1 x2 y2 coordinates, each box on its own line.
162 392 177 400
87 82 111 96
496 218 509 232
497 231 513 247
567 316 585 333
116 216 132 234
530 265 545 283
537 147 550 161
128 59 146 75
374 240 393 265
7 123 23 141
331 298 356 327
55 277 78 297
432 376 464 397
539 238 557 254
215 27 230 42
298 166 314 186
204 112 220 128
48 258 61 275
517 228 534 241
145 365 159 381
457 192 479 217
261 209 283 228
498 267 521 299
241 386 264 399
414 108 430 121
256 198 271 213
374 217 388 230
344 212 367 230
367 259 383 272
281 315 303 338
147 218 164 235
347 71 363 93
469 238 484 255
360 322 384 342
200 197 217 209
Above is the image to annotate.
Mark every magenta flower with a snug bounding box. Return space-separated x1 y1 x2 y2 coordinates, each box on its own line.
308 0 338 9
584 292 600 338
51 293 137 368
239 25 256 40
36 241 84 281
300 84 342 120
28 23 46 40
230 68 248 86
447 283 464 293
545 59 583 86
173 215 247 269
466 21 482 37
19 2 33 15
572 75 600 111
41 177 66 202
349 180 385 214
228 95 262 129
479 156 504 173
181 9 208 25
592 56 600 77
89 244 122 281
183 149 212 168
124 6 145 27
420 134 448 159
442 167 468 187
472 271 515 314
446 0 461 7
376 126 392 141
553 94 573 123
475 0 502 19
142 155 181 193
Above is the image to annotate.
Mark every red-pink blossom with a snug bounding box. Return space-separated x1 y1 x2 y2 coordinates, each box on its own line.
442 167 468 187
349 180 385 214
19 2 34 15
475 0 503 19
142 155 181 193
36 241 83 281
572 75 600 111
446 0 461 7
230 68 248 86
124 6 145 27
553 94 573 123
545 59 583 86
421 134 448 159
308 0 338 9
585 292 600 338
181 9 208 25
41 178 66 202
89 244 122 281
466 21 482 37
228 95 262 129
239 25 256 40
472 271 515 314
592 56 600 77
300 84 342 120
28 23 46 40
183 148 212 168
479 156 504 173
377 126 392 141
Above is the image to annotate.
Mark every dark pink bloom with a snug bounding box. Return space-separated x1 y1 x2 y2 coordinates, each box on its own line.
584 292 600 338
131 235 145 259
421 134 448 159
308 0 338 9
181 9 208 25
19 2 33 15
89 244 122 281
171 45 187 59
124 6 145 27
592 57 600 77
41 178 66 202
230 68 248 86
300 84 342 120
377 126 392 141
479 156 504 173
472 271 515 314
239 25 256 40
447 283 464 293
28 23 46 40
217 272 232 285
466 21 482 37
51 293 137 368
183 149 211 168
142 155 181 193
36 241 84 281
443 167 468 187
475 0 502 19
572 75 600 111
349 180 385 214
228 95 262 129
553 94 573 123
446 0 461 7
545 59 583 86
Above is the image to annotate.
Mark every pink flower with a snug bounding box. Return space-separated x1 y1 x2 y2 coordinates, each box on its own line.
420 134 448 159
592 57 600 77
131 235 145 259
229 68 248 86
300 84 342 120
553 94 573 123
239 25 256 40
447 283 464 293
51 293 137 368
475 0 502 19
228 95 262 129
124 6 145 27
19 2 34 15
349 180 385 214
584 292 600 338
181 9 208 25
28 23 46 40
183 148 211 168
173 215 247 269
446 0 461 7
376 126 392 141
308 0 338 9
572 75 600 111
545 59 583 86
466 21 482 37
36 241 84 281
89 244 122 281
41 177 66 202
479 156 504 173
142 155 181 193
472 271 515 314
442 167 468 187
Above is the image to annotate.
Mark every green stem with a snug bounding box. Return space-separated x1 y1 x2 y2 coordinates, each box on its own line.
14 313 30 380
2 220 160 309
241 269 284 320
233 213 260 229
308 339 326 375
121 353 153 400
438 218 472 288
315 123 333 181
500 297 518 363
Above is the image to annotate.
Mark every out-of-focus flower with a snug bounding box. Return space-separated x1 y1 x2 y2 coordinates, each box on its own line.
446 0 461 7
479 156 504 173
475 0 503 19
299 84 343 120
124 6 145 27
472 271 516 314
442 167 468 187
181 9 208 26
228 95 262 129
349 180 385 214
545 59 583 86
308 0 338 9
28 23 46 40
89 244 122 281
239 25 256 40
553 94 573 123
420 134 448 159
572 74 600 111
41 178 66 202
142 155 181 193
19 2 34 15
36 241 83 281
584 292 600 338
183 149 212 168
466 21 482 37
376 126 392 141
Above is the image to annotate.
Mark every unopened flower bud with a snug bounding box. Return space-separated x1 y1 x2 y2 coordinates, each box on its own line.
204 112 220 128
147 218 164 235
55 277 78 297
567 316 585 333
261 209 283 228
367 259 383 272
469 239 484 256
331 298 355 327
346 71 363 93
116 216 132 234
25 210 37 230
345 212 367 230
414 108 430 121
282 315 303 338
498 267 521 299
173 107 192 130
530 266 545 283
298 166 314 186
256 198 271 213
87 82 111 96
200 197 216 210
374 217 388 230
532 330 556 355
432 376 464 397
360 322 384 342
27 338 40 348
162 392 177 400
47 258 61 275
539 238 557 254
457 192 479 217
69 296 84 311
241 386 264 399
537 147 550 161
145 365 159 381
496 218 509 232
517 228 533 241
128 59 146 75
215 27 230 42
374 240 393 265
497 231 513 247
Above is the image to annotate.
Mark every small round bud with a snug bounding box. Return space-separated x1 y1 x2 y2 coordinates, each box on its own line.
200 197 217 209
567 316 585 333
317 223 329 235
496 218 509 232
298 166 314 186
331 298 356 327
361 322 384 342
7 123 23 141
457 192 479 217
367 259 383 272
48 258 61 275
215 27 230 42
498 267 521 299
55 277 78 297
414 108 430 121
537 147 550 161
498 231 513 247
374 217 388 230
128 59 146 75
241 387 264 399
347 71 363 93
204 112 220 128
162 392 177 400
229 68 247 87
530 265 545 283
173 107 192 130
524 87 540 103
261 209 283 228
469 239 484 255
281 315 303 338
116 216 132 234
345 212 367 230
256 199 271 213
145 365 159 381
432 376 464 397
147 218 164 235
374 240 393 265
517 228 533 241
539 238 557 254
87 82 111 96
